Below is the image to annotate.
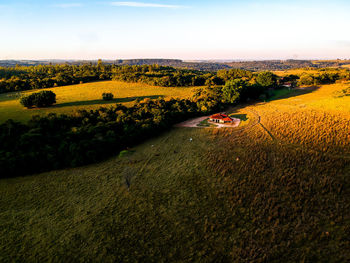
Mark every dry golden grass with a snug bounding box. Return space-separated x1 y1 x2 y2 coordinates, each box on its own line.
203 83 350 261
273 68 345 77
0 81 197 123
273 68 321 77
242 83 350 155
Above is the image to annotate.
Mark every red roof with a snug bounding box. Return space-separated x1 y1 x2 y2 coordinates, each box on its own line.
210 113 229 120
222 117 233 122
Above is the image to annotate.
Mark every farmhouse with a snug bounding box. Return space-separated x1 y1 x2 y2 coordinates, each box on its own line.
209 113 235 124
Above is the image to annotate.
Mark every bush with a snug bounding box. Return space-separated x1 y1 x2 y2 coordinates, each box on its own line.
20 95 35 108
102 93 114 101
20 91 56 108
298 74 314 86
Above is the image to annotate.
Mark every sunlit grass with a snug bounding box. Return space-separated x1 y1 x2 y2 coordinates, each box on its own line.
0 81 197 123
273 68 344 77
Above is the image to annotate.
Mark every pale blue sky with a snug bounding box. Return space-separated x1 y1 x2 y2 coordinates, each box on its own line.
0 0 349 60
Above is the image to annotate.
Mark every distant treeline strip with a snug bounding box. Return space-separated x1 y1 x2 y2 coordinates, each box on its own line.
0 63 257 93
1 63 350 94
2 59 350 71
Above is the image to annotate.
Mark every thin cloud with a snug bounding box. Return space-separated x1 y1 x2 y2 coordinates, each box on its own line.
53 3 83 8
110 2 187 9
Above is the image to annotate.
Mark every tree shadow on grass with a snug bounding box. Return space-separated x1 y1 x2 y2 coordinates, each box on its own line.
227 86 321 116
267 86 320 102
52 95 165 108
230 114 248 121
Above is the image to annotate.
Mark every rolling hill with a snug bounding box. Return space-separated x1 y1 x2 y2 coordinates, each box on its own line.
0 81 349 261
0 81 196 123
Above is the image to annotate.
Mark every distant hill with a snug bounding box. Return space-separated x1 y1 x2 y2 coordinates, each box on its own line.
1 59 350 71
115 59 230 71
225 59 350 71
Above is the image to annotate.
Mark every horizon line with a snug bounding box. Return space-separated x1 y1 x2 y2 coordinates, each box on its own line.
1 58 350 62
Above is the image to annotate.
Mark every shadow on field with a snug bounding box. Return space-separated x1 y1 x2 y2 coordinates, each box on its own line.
52 95 165 108
230 114 248 121
267 86 320 102
227 86 321 121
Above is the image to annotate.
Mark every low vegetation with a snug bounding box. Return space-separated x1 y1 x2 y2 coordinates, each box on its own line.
334 86 350 97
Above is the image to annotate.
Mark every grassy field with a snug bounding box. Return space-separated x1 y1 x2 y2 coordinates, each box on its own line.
0 82 349 261
0 81 196 123
273 68 345 77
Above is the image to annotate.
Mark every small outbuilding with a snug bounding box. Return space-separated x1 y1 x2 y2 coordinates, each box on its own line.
209 113 235 124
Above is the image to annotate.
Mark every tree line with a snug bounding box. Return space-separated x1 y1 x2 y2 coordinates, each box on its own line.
0 62 274 93
297 69 350 85
0 93 225 177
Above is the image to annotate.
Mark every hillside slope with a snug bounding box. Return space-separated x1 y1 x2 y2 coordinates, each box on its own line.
0 81 195 123
0 83 349 262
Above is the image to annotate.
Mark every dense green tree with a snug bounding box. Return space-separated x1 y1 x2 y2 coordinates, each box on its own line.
20 91 56 108
217 69 253 81
298 74 314 85
222 79 247 104
256 71 277 87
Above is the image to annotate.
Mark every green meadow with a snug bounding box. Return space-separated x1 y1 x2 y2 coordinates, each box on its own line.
0 81 196 123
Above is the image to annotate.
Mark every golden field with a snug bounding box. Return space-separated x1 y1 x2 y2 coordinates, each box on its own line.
0 80 196 123
250 83 350 155
273 68 344 77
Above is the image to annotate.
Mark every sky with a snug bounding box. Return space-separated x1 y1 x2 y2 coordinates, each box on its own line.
0 0 350 60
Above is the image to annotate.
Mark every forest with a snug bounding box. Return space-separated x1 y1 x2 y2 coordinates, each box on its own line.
0 63 255 93
1 62 350 94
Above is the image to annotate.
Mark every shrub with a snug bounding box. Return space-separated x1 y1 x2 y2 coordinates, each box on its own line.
20 95 35 108
102 93 114 101
298 74 315 86
20 91 56 108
